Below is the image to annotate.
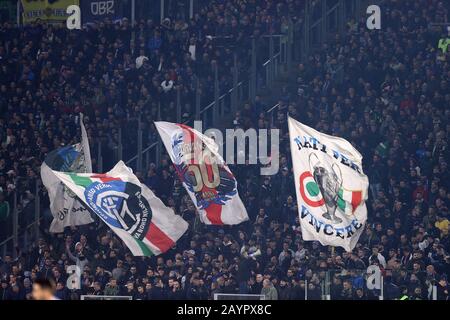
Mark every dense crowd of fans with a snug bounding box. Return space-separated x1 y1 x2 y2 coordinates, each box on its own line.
1 0 449 300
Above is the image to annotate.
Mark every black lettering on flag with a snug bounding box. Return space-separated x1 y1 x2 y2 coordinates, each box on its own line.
350 162 361 173
308 213 315 226
335 227 345 239
352 219 363 230
294 137 303 150
300 206 309 219
324 224 334 235
332 149 340 160
303 137 312 149
340 154 351 167
310 137 319 150
314 219 324 233
345 225 354 238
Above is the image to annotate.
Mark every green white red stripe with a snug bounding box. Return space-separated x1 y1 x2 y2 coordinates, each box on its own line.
337 188 362 215
52 161 188 256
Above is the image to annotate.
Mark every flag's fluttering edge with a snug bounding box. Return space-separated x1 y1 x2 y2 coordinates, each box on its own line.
52 161 188 256
155 121 249 225
41 114 94 233
288 116 369 252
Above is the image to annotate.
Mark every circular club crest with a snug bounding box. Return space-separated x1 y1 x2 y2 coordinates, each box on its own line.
299 171 325 207
84 181 152 239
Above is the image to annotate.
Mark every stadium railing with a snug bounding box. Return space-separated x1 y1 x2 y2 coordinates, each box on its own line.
214 293 266 300
307 268 439 300
0 178 43 259
123 32 291 174
80 295 133 300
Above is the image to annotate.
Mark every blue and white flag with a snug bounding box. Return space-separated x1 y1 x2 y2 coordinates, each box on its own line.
41 114 94 233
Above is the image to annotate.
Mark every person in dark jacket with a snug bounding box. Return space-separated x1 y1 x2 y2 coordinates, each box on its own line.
277 279 292 300
354 288 367 300
134 285 148 300
290 280 306 300
167 280 185 300
89 281 103 296
383 276 400 300
9 284 24 300
0 280 11 300
125 281 137 299
306 282 321 300
186 277 208 300
151 278 168 299
330 276 343 300
437 277 449 300
250 274 264 294
236 251 256 294
340 280 354 300
0 193 10 242
55 281 69 300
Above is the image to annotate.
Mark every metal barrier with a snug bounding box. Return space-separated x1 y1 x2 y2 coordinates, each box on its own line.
116 32 291 174
300 0 371 60
1 178 43 259
124 79 246 175
300 268 439 300
98 0 374 183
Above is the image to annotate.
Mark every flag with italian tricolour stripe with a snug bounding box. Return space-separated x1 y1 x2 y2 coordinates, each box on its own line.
288 116 369 252
52 161 188 256
337 188 363 215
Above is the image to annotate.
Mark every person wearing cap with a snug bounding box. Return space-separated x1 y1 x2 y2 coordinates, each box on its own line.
66 241 89 271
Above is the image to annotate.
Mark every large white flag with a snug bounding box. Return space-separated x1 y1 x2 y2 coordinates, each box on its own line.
288 116 369 251
52 161 188 256
155 121 249 225
41 114 94 233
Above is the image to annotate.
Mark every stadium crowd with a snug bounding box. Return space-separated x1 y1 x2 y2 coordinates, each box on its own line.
1 0 449 300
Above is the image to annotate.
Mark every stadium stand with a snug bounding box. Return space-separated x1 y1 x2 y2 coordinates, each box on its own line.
0 0 449 300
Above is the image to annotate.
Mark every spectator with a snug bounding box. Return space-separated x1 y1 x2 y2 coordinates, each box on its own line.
437 277 449 301
0 193 9 241
0 0 448 301
104 278 120 296
261 279 278 300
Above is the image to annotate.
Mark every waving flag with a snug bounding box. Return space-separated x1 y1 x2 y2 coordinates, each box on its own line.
288 116 369 251
41 114 94 233
52 161 188 256
155 121 248 225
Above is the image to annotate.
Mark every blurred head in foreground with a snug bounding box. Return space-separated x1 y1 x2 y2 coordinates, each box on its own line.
32 278 58 300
